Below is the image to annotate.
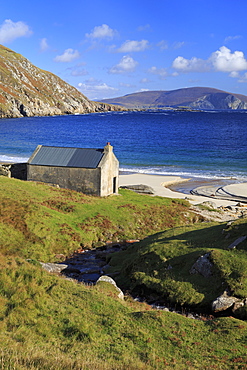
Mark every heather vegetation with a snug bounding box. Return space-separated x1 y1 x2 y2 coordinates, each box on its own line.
0 176 247 369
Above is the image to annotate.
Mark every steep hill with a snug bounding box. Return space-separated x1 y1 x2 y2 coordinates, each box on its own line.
100 87 247 110
0 45 123 118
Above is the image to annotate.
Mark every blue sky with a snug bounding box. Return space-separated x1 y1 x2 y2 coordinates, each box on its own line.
1 0 247 100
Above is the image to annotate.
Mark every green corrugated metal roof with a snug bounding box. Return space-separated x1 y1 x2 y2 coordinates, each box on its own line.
29 146 104 168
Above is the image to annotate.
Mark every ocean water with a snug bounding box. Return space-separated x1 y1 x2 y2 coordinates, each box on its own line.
0 110 247 182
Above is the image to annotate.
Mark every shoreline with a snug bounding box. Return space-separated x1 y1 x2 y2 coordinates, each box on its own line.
167 176 240 194
119 173 247 207
1 161 246 206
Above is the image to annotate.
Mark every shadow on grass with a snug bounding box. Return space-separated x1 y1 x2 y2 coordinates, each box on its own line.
109 220 247 312
144 223 228 250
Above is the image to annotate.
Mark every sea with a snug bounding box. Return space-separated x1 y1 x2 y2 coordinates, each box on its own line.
0 110 247 192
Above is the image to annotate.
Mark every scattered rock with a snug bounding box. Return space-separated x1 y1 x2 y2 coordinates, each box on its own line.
240 210 247 218
191 202 247 222
232 300 245 312
40 262 68 274
186 313 197 319
227 235 247 249
190 252 213 278
201 201 217 209
96 275 124 299
212 290 242 312
120 184 155 194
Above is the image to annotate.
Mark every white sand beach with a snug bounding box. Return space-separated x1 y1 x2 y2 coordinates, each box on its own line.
119 173 247 207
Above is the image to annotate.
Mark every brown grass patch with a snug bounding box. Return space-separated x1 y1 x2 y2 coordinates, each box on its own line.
0 197 42 244
42 199 75 213
59 223 81 242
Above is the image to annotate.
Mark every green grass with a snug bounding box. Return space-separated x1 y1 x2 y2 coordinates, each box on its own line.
0 176 247 368
0 254 247 369
108 219 247 314
0 176 191 261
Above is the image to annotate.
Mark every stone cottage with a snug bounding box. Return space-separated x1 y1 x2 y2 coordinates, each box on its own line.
27 143 119 196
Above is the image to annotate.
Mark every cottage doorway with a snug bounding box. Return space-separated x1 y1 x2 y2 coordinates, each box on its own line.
113 177 117 193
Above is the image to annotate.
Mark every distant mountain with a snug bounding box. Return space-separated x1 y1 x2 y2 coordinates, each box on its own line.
99 87 247 110
0 45 124 118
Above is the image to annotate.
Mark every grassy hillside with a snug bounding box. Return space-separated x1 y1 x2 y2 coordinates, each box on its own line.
1 254 247 369
0 176 247 369
108 219 247 316
0 176 190 261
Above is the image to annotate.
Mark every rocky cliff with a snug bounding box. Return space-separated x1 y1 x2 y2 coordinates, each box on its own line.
190 92 247 110
0 45 123 118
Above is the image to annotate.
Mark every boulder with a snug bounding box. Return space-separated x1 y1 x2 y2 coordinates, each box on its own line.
120 184 155 194
190 252 213 278
227 235 247 249
96 275 124 299
40 262 68 274
212 290 242 312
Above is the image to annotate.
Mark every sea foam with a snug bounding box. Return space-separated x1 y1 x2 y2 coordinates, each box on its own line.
0 155 29 163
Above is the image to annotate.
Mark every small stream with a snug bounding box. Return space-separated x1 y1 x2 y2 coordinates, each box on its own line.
61 242 125 284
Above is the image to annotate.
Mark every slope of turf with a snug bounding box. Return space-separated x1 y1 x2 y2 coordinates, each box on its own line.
0 254 247 369
0 176 247 369
108 219 247 317
0 176 190 261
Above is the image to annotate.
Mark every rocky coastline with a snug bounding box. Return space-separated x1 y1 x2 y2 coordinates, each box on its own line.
0 45 125 119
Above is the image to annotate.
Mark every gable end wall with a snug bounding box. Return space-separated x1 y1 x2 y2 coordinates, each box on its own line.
99 149 119 196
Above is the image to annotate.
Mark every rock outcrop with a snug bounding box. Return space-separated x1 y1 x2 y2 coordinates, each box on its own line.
212 290 247 313
190 252 213 278
40 262 68 274
120 184 155 194
227 236 247 250
0 45 124 118
190 92 247 110
96 275 124 299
